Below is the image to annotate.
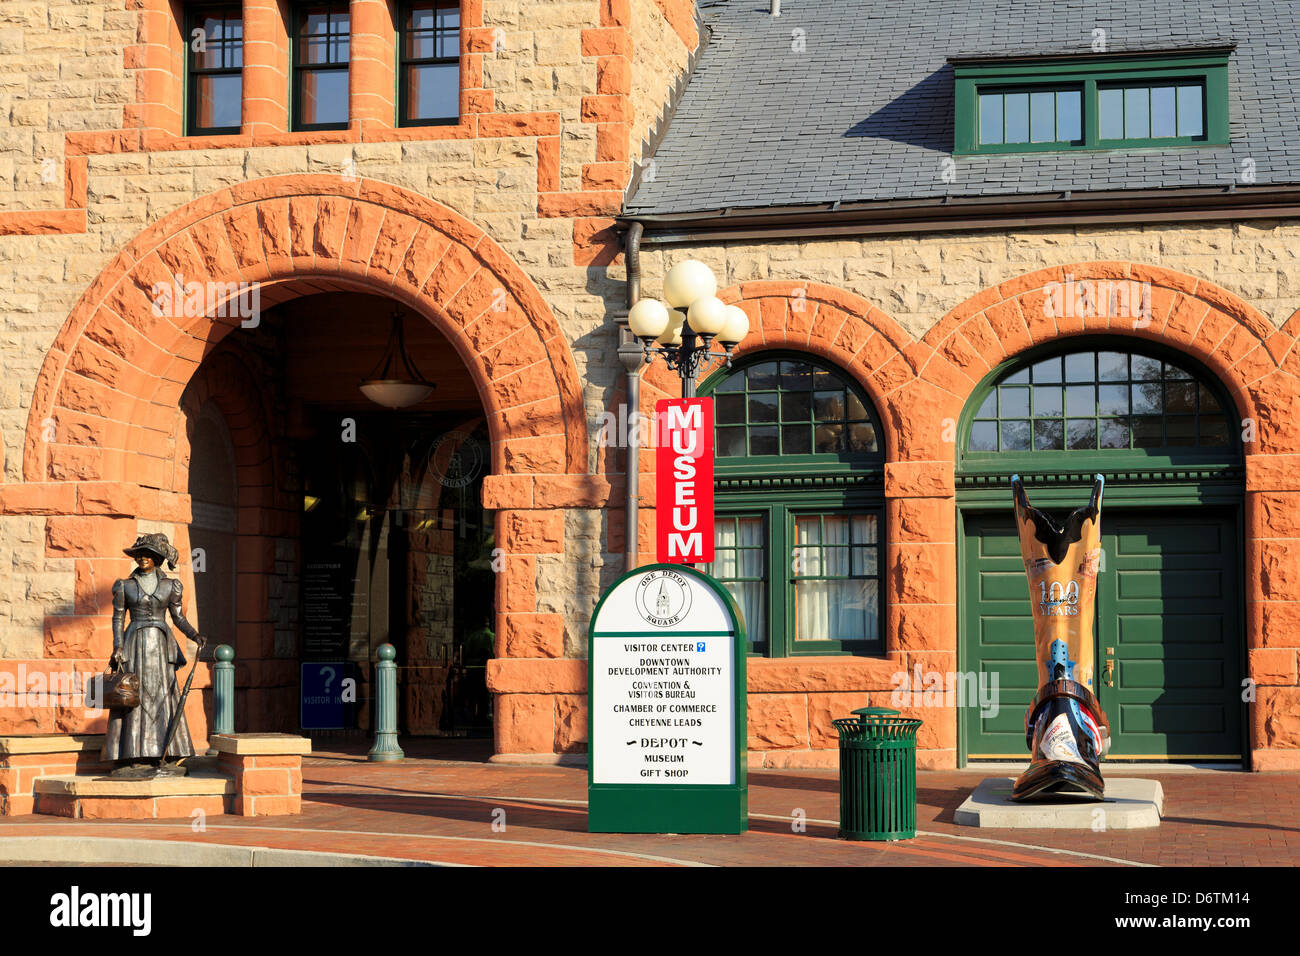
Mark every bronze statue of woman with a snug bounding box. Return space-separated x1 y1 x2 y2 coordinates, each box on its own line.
103 533 206 773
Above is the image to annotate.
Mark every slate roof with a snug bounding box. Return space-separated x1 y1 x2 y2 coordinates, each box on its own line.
623 0 1300 216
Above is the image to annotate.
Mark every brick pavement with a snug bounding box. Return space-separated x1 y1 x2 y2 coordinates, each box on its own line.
0 743 1295 866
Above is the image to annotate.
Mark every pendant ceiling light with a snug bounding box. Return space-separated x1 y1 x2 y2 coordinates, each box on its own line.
360 309 436 409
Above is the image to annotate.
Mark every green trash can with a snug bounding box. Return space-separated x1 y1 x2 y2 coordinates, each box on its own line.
832 706 923 841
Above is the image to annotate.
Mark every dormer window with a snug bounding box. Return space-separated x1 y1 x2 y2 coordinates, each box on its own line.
953 49 1230 154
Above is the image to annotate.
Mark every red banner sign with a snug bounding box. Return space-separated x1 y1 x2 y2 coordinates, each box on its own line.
655 397 714 564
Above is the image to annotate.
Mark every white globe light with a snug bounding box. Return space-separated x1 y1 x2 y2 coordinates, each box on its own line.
657 308 685 345
663 259 717 309
627 298 670 339
719 305 750 345
687 295 728 336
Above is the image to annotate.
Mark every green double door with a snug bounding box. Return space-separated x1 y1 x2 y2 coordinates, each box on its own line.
962 507 1244 760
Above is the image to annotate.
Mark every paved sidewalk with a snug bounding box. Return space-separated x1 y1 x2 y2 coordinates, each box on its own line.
0 744 1296 866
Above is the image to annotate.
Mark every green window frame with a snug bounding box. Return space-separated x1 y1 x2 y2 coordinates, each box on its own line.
953 49 1231 155
398 1 460 127
292 2 351 132
185 4 243 136
959 340 1241 476
701 354 886 658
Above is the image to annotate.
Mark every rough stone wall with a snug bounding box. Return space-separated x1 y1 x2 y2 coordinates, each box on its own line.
628 0 694 172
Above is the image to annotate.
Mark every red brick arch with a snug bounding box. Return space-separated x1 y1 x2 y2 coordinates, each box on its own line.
22 174 588 498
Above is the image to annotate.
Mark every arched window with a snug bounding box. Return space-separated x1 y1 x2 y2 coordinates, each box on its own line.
962 345 1239 464
700 354 885 657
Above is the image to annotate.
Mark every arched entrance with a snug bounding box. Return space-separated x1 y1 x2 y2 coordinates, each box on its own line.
956 338 1246 761
19 176 587 743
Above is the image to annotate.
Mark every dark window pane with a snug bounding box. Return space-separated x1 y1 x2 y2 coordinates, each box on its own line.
1064 352 1095 382
1031 357 1062 383
1067 418 1097 450
846 391 868 420
999 386 1029 417
1166 416 1196 446
714 372 744 392
1099 87 1124 138
303 35 331 64
1177 84 1203 136
782 424 811 455
1131 354 1161 380
1099 417 1130 449
979 93 1003 145
1151 86 1177 137
1165 381 1196 413
1033 419 1064 451
814 423 844 453
299 69 349 126
747 363 779 389
406 63 459 122
717 427 746 457
1099 385 1129 416
781 391 811 422
1198 383 1221 413
1004 367 1029 384
1001 420 1031 451
716 393 745 425
1033 386 1062 417
1098 351 1128 381
812 389 844 421
1131 382 1162 415
196 74 241 130
748 393 778 423
750 426 779 456
1030 90 1055 142
1066 384 1095 417
781 361 812 390
848 423 877 453
1163 361 1192 380
1199 415 1229 446
1133 416 1163 448
1004 92 1029 143
1057 89 1081 141
969 421 998 451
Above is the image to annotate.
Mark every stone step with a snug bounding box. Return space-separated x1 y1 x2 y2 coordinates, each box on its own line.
32 768 235 820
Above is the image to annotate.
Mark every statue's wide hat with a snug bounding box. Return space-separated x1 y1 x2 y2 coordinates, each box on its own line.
123 532 180 569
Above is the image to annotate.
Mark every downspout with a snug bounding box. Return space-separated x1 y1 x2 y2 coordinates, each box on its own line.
618 221 646 572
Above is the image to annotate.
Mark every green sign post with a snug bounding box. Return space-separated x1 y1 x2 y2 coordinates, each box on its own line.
587 563 747 834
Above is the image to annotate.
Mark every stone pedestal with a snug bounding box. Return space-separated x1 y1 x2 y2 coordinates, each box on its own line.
0 735 108 816
33 770 234 819
211 733 311 816
954 776 1163 829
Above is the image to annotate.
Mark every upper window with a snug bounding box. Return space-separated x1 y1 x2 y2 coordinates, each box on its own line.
186 5 243 136
293 2 350 131
962 346 1238 462
953 50 1230 154
400 1 461 126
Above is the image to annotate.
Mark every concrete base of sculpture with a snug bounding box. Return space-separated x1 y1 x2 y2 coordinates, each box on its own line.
954 776 1162 829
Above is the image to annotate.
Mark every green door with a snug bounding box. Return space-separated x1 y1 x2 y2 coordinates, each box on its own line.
962 507 1243 760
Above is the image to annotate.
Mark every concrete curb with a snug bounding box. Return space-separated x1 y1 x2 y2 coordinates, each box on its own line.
0 836 456 867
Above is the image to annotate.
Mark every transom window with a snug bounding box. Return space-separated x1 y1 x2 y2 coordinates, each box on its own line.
703 355 884 657
954 51 1229 154
186 5 243 136
965 347 1234 455
400 1 460 126
714 358 882 460
293 2 350 131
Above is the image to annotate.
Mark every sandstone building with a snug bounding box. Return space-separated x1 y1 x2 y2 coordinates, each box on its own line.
0 0 1296 796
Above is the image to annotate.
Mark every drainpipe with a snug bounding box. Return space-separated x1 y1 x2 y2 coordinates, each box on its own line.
770 0 780 15
618 221 646 572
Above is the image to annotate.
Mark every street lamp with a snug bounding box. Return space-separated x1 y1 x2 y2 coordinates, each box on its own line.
624 260 750 397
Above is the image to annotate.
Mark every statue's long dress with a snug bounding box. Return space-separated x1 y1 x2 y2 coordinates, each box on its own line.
102 570 196 761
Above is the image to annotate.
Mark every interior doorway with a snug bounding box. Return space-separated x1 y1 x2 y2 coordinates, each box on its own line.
182 290 496 740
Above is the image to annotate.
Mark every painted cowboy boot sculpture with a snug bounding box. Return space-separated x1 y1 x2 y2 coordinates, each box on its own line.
1010 474 1112 801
